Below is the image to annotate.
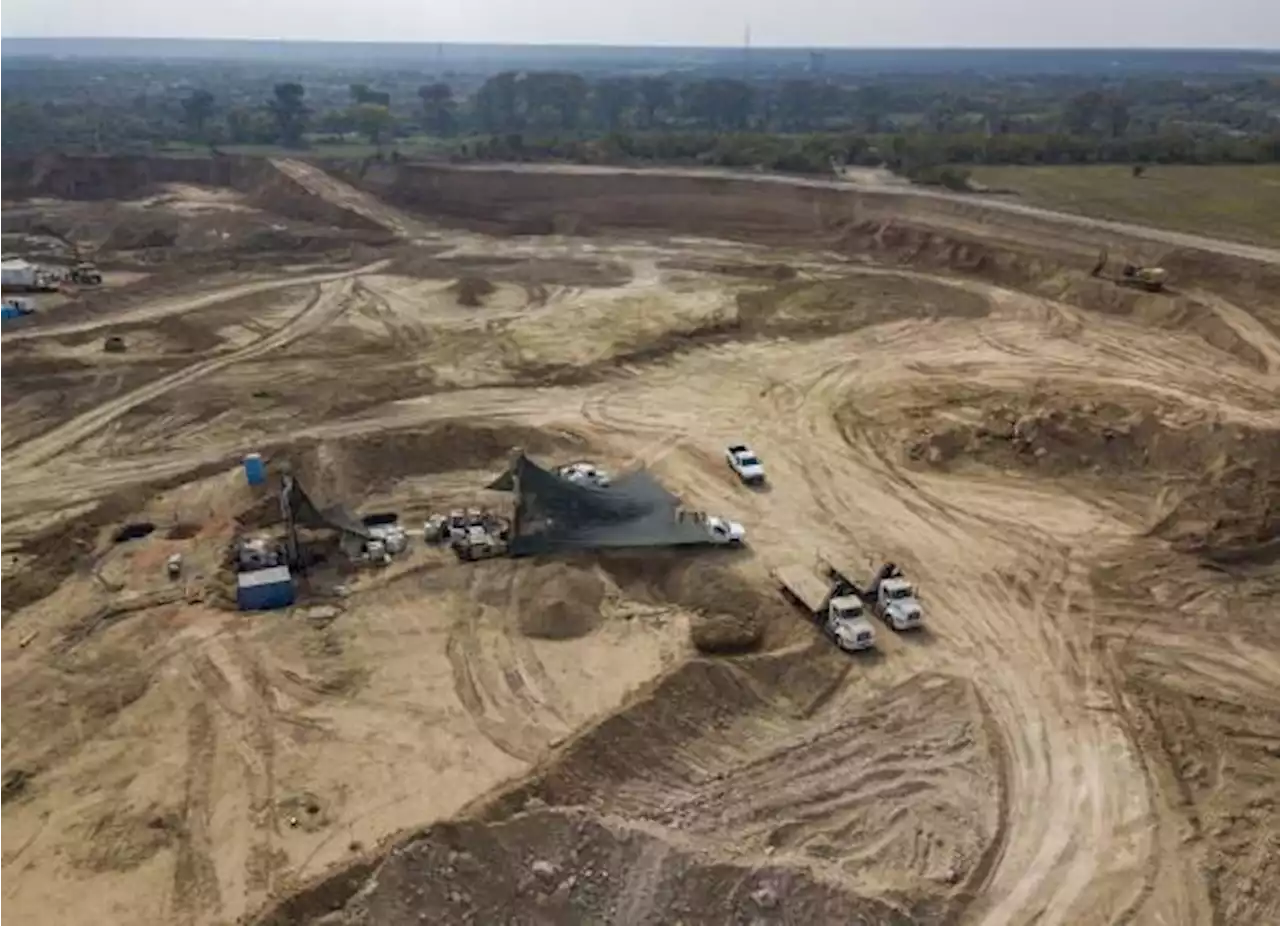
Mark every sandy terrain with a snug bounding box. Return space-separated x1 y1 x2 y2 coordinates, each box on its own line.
3 156 1278 926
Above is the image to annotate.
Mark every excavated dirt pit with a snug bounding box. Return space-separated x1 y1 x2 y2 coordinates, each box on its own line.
3 156 1279 926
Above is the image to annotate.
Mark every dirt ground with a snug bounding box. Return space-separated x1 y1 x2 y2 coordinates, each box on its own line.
3 156 1279 926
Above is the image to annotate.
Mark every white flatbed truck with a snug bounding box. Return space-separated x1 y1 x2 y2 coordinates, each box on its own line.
773 564 876 652
821 560 925 632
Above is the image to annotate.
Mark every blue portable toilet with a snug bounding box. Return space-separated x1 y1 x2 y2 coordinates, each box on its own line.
237 566 294 611
243 453 265 486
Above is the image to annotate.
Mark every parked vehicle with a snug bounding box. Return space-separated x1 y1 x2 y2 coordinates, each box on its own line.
774 563 876 652
822 560 925 631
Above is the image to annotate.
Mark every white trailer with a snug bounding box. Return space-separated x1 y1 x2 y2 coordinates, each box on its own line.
1 259 37 290
774 564 876 652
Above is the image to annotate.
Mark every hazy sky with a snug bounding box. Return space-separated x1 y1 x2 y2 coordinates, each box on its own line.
3 0 1279 48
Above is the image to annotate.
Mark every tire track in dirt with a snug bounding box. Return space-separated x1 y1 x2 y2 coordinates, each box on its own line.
171 701 222 925
538 277 1205 925
445 572 571 763
3 275 365 473
2 261 389 343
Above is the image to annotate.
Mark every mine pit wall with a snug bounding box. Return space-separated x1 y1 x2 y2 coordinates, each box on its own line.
334 161 1280 353
341 160 1134 258
1 153 382 232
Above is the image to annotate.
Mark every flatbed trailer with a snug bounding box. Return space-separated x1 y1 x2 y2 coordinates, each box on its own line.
821 558 924 631
774 564 837 614
772 564 876 652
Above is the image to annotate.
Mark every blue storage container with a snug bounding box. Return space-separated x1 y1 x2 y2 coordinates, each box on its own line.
237 566 294 611
243 453 265 486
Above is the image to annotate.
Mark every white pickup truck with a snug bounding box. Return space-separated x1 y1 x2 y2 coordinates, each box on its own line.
774 564 876 652
726 444 766 486
557 460 611 488
679 510 747 545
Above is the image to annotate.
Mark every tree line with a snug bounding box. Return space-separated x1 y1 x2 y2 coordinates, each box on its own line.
5 67 1279 177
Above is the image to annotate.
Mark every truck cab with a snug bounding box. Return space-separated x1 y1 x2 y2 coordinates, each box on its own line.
704 514 746 545
825 594 876 651
875 577 923 630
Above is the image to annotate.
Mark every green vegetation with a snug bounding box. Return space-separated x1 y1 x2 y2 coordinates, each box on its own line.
4 55 1279 180
969 164 1280 247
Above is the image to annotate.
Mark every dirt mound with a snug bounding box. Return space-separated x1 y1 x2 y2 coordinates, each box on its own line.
275 659 997 925
448 275 496 307
894 386 1271 475
309 807 916 926
101 220 179 252
890 385 1280 561
284 421 585 499
513 562 607 640
599 553 791 652
737 273 989 338
1150 458 1280 563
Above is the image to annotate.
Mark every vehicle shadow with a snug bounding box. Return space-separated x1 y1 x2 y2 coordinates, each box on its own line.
893 625 941 647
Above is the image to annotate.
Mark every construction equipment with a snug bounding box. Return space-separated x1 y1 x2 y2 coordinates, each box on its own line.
774 564 876 652
452 524 508 561
1091 247 1167 293
822 560 924 632
70 262 103 285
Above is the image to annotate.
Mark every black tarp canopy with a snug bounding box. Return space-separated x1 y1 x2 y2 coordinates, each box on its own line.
281 475 373 540
489 453 717 555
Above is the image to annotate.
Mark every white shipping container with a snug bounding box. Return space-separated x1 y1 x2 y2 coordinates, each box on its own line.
1 260 37 289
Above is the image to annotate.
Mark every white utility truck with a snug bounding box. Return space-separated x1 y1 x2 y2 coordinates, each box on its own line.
774 564 876 652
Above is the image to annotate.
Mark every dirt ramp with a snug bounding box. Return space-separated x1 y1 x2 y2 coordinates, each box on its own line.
320 807 915 926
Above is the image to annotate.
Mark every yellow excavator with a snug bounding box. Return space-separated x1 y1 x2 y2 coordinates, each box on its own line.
1090 247 1167 292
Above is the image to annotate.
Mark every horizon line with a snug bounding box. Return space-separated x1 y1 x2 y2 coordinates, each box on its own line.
4 36 1279 53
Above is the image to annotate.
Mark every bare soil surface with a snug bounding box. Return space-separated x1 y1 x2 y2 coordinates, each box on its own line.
3 156 1278 926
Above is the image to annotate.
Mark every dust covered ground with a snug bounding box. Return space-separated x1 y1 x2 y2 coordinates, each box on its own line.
3 156 1279 926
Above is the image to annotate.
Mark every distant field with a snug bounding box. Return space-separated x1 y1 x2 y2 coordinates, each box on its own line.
155 135 454 160
969 164 1280 248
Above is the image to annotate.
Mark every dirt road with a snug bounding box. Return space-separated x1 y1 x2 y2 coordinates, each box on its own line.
3 274 367 471
2 261 390 343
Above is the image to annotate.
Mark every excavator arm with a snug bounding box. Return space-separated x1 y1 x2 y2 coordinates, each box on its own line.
1090 247 1108 278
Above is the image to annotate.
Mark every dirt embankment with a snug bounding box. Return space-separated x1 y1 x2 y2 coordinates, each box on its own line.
325 160 1278 363
883 387 1280 563
257 655 997 926
3 153 382 233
